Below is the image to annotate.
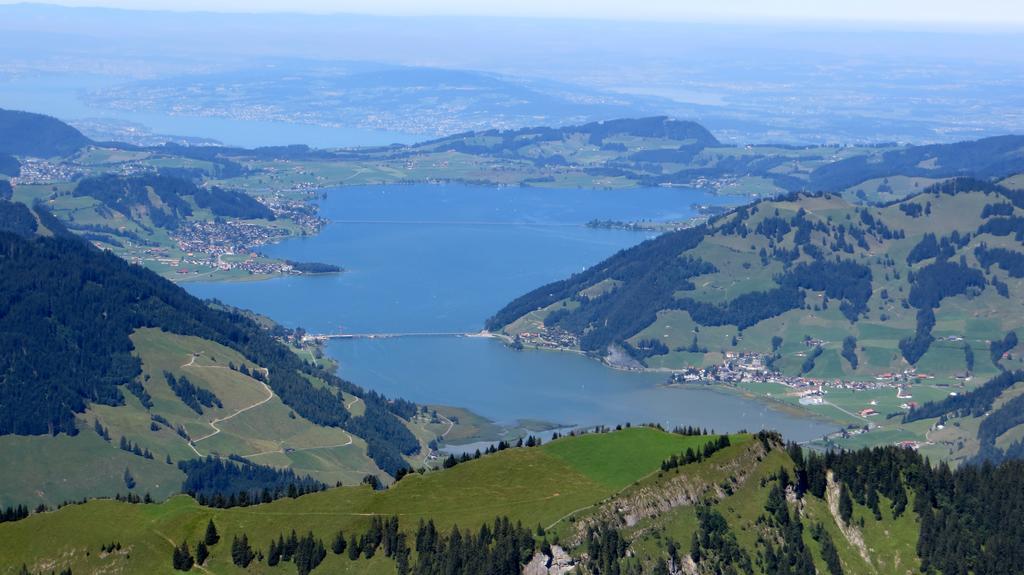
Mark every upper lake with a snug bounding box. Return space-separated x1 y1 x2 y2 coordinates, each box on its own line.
186 184 836 442
0 72 417 148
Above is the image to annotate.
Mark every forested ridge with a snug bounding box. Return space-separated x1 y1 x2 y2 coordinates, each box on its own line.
808 136 1024 191
0 153 19 177
0 216 418 474
0 108 93 157
491 179 1024 371
74 174 274 228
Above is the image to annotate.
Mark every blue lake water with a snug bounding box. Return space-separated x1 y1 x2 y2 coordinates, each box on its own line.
0 73 416 148
187 184 836 442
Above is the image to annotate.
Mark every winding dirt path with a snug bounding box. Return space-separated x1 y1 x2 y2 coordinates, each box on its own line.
421 413 456 466
242 433 355 459
179 353 275 456
439 415 454 438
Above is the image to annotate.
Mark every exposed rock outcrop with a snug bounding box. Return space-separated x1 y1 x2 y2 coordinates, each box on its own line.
826 470 871 565
523 545 575 575
570 436 776 545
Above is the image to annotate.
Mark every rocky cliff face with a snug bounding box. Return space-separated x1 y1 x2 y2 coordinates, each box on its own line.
571 436 776 545
523 545 575 575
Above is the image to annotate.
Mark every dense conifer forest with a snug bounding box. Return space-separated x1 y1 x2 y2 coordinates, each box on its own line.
178 456 327 507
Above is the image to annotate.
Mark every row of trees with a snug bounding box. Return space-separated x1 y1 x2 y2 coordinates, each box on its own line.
0 505 29 523
660 435 731 472
171 515 536 575
906 370 1024 422
442 435 545 471
162 371 221 415
267 531 326 573
976 244 1024 278
172 520 221 571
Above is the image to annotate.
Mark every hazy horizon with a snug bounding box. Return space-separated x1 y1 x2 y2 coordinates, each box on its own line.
2 1 1023 145
1 0 1022 27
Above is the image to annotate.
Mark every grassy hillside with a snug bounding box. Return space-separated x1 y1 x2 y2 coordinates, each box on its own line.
0 427 715 573
0 320 467 508
1 426 977 575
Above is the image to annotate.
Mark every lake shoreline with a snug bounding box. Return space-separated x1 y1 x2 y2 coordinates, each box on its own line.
176 182 744 284
187 184 834 445
491 333 844 432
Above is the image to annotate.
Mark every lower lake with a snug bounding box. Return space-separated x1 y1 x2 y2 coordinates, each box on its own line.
186 184 836 442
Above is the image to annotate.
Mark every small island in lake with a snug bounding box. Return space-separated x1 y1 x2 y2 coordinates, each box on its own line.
285 260 344 274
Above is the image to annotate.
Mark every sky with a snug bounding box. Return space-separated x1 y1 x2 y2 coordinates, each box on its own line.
2 0 1023 25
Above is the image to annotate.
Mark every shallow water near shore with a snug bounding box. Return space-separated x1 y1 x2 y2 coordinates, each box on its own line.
186 184 836 442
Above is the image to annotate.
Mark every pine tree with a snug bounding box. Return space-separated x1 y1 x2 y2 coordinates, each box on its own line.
231 534 254 567
332 529 347 554
395 533 411 575
195 541 208 565
347 534 360 560
866 487 881 520
283 529 298 561
94 419 108 440
123 467 136 490
838 483 854 525
204 519 220 546
171 540 194 571
268 537 282 566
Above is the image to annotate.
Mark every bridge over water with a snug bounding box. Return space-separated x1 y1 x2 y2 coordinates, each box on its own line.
307 331 493 341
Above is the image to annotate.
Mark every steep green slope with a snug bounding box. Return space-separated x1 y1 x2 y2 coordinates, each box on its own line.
0 427 705 573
